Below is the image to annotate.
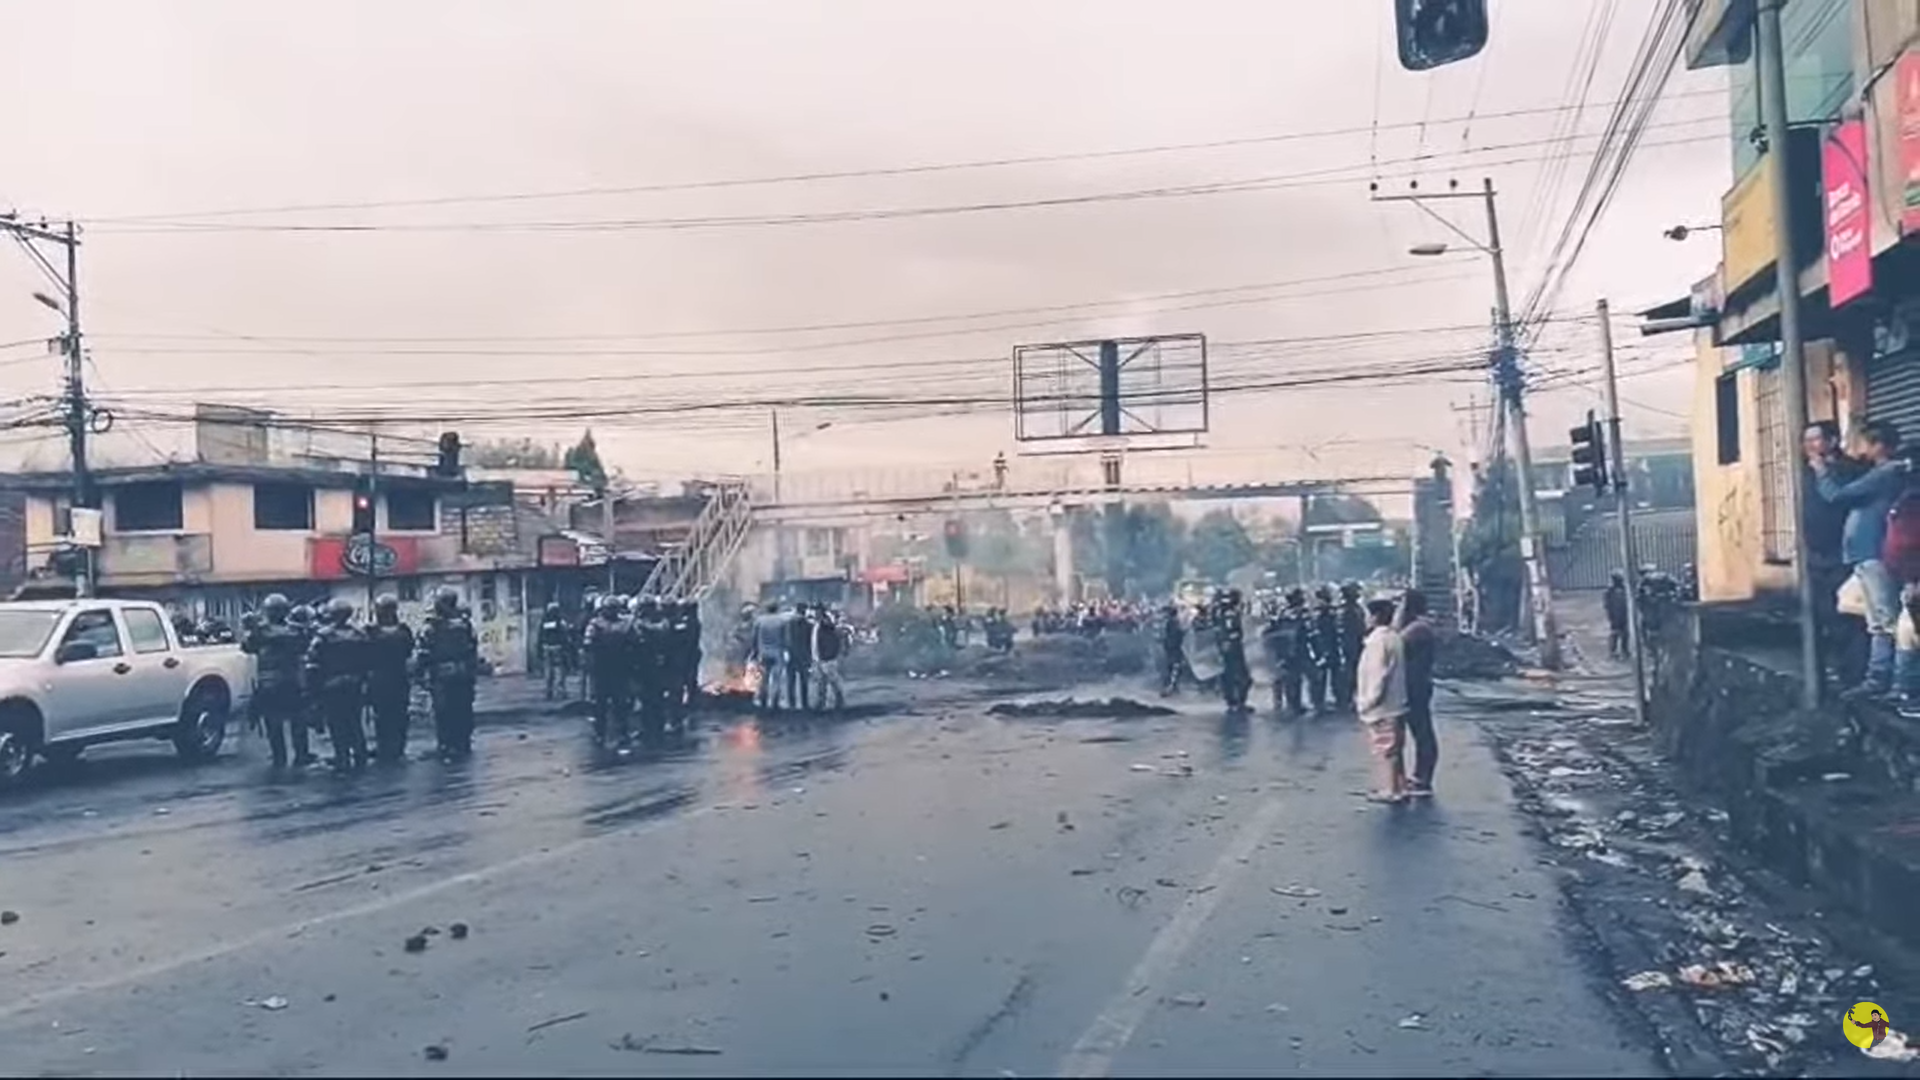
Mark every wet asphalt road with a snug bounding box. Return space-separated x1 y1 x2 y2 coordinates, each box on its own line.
0 676 1661 1077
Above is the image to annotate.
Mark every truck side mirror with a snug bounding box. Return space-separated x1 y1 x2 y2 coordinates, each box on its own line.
56 641 99 664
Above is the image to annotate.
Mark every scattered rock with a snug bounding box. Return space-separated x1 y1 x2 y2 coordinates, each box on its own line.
1397 1014 1426 1030
404 935 429 954
989 697 1175 719
423 1043 449 1061
865 923 897 938
244 995 290 1011
449 922 469 940
1271 884 1322 899
1168 993 1206 1008
1328 906 1349 916
0 910 18 926
1622 970 1672 992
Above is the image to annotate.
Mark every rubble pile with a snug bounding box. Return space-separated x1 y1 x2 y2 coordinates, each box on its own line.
1433 630 1520 680
1492 712 1889 1075
988 697 1176 719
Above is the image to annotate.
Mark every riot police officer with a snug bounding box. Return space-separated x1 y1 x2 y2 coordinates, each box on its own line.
1262 589 1309 716
1306 586 1342 714
365 595 416 763
415 587 480 761
538 601 571 701
242 593 314 771
584 594 634 747
307 598 369 774
631 595 672 740
668 600 701 732
1336 582 1367 708
1212 589 1252 713
1158 602 1188 696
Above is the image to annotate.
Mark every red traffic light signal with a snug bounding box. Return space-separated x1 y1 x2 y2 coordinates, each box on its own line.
943 519 969 559
352 483 376 535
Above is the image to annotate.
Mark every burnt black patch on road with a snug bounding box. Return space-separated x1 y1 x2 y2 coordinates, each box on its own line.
988 697 1175 719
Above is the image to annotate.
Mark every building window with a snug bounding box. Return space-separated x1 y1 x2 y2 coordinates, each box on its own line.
1715 373 1741 465
252 483 314 530
1755 364 1796 563
386 489 437 531
122 608 171 654
49 495 71 537
112 481 184 532
806 528 832 557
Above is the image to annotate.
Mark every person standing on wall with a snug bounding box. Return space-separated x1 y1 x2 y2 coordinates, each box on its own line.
1811 419 1911 701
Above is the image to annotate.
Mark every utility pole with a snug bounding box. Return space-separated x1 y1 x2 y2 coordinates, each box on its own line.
367 427 380 612
1756 0 1821 708
1373 177 1559 666
3 216 91 597
770 407 783 505
1596 299 1648 725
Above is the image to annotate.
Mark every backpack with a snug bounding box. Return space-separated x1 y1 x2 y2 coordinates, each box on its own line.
1883 485 1920 584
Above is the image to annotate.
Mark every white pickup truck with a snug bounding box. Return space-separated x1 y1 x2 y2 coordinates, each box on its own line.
0 599 255 788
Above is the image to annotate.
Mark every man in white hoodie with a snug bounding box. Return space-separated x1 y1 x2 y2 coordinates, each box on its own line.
1355 597 1410 803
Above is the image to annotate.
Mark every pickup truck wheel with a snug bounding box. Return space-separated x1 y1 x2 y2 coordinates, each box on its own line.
174 687 230 761
0 729 28 789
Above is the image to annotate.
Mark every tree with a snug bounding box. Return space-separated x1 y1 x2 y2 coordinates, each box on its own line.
1304 493 1384 526
1185 509 1255 583
467 437 561 469
564 429 609 492
1461 456 1524 632
1067 502 1187 598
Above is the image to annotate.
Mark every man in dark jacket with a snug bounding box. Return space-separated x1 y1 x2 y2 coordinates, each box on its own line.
307 599 369 774
584 594 634 747
1603 571 1630 659
1397 589 1439 796
1812 419 1911 698
1804 421 1867 688
786 603 815 712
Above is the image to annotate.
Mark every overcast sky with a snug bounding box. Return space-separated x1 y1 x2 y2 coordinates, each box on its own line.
0 0 1727 488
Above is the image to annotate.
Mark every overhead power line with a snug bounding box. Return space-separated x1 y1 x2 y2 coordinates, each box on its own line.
87 88 1732 225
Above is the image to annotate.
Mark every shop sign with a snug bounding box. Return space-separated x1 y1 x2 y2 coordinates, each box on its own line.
1722 162 1777 293
1900 51 1920 234
1825 118 1872 306
308 535 419 580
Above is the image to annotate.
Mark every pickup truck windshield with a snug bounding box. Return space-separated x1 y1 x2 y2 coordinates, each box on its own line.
0 610 63 658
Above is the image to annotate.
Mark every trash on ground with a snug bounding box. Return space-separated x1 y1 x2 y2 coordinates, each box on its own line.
1168 993 1206 1008
423 1043 450 1061
1129 763 1156 772
404 934 429 953
1397 1014 1426 1030
0 910 17 926
1676 869 1714 896
244 995 290 1011
449 922 470 940
1677 961 1755 989
866 923 897 938
615 1033 724 1055
1272 884 1322 898
1622 971 1671 991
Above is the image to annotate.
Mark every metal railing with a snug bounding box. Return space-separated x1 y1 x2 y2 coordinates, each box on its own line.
638 481 754 600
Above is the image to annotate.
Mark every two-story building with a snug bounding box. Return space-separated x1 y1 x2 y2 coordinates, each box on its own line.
4 408 575 675
1669 0 1920 603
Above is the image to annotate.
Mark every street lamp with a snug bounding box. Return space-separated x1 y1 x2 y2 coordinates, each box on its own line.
31 291 64 315
1409 242 1452 257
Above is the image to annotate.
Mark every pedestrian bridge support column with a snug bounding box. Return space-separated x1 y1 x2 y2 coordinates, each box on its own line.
1050 503 1075 605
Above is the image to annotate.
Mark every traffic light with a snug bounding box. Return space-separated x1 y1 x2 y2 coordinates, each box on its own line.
351 477 377 536
1395 0 1490 72
943 519 969 559
436 431 462 477
1569 411 1609 495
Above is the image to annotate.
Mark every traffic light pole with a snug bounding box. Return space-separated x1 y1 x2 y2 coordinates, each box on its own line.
366 428 380 612
1597 299 1648 725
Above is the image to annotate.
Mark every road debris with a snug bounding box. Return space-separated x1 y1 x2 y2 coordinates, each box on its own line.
449 922 470 940
1271 884 1322 898
865 923 898 938
423 1043 450 1061
1397 1014 1426 1030
0 910 18 926
244 996 290 1011
1622 971 1671 991
613 1033 725 1055
1678 961 1756 990
1129 763 1157 772
1167 993 1206 1008
527 1010 589 1035
989 697 1175 719
404 934 429 953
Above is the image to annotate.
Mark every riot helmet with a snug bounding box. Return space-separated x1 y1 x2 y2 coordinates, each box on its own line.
261 593 291 624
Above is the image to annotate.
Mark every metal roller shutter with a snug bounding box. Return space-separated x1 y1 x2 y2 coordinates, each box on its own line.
1868 347 1920 442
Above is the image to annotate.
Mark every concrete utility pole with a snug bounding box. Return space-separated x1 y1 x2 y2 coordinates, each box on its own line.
769 407 783 505
1375 177 1559 666
4 216 91 597
1596 299 1648 725
1755 0 1822 708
